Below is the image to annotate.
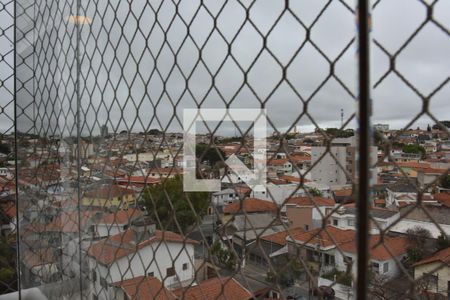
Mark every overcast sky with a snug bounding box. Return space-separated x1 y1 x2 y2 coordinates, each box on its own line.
4 0 450 136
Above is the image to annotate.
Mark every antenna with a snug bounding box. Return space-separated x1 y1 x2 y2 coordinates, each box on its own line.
341 108 344 128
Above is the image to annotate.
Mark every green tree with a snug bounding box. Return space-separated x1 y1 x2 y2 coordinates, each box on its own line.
141 176 210 234
307 187 323 197
0 235 16 294
402 144 426 158
195 144 225 166
440 175 450 189
436 233 450 251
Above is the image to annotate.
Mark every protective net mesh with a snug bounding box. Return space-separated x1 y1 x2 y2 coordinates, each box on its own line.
3 0 450 299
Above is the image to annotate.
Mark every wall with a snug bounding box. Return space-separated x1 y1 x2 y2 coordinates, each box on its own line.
414 262 450 296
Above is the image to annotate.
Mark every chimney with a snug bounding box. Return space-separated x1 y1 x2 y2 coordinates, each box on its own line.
131 216 156 243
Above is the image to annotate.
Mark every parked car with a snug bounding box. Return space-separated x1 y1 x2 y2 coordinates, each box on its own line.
312 286 335 299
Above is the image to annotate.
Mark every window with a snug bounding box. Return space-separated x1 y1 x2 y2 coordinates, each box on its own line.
347 219 355 226
333 219 338 226
383 262 389 273
92 270 97 282
305 224 309 231
344 256 352 264
100 277 108 288
148 271 154 277
166 267 175 277
182 263 188 270
423 273 438 291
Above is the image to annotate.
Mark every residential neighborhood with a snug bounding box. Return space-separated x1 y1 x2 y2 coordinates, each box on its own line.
0 122 448 299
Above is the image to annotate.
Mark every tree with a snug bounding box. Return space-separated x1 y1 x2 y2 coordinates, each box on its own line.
195 144 225 166
406 226 431 249
436 233 450 251
141 176 210 234
0 235 16 294
432 121 450 130
440 174 450 189
402 144 426 158
307 187 323 197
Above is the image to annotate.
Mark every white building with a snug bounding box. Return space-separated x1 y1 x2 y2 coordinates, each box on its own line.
88 219 197 300
311 137 377 187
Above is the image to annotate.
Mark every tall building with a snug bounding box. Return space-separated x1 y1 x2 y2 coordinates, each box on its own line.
311 137 378 186
100 124 109 138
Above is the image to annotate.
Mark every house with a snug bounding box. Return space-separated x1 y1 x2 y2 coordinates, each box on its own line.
285 197 335 231
330 206 399 234
112 275 177 300
391 204 450 238
267 158 293 175
88 217 197 300
223 198 278 217
212 188 241 206
92 208 144 239
174 276 253 300
82 184 137 209
386 182 418 208
413 247 450 298
288 226 409 280
247 227 304 268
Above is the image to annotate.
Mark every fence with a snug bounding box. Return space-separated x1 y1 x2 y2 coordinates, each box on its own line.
1 0 449 299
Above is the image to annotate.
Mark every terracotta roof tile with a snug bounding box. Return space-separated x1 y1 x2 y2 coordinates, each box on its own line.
113 276 176 300
87 229 198 265
286 197 335 207
290 225 355 249
413 247 450 267
435 193 450 207
96 209 144 225
223 198 277 214
340 235 409 261
174 277 253 300
261 227 305 246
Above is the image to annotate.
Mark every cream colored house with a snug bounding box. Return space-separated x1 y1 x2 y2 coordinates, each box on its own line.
413 247 450 298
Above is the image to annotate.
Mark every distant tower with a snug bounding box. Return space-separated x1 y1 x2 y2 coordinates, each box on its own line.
341 109 344 127
100 124 109 138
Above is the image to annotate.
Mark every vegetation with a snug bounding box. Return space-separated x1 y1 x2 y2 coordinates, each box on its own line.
440 174 450 189
404 227 431 266
322 269 352 286
432 120 450 130
325 128 355 138
0 236 16 294
210 241 236 270
141 176 210 234
195 143 225 166
307 187 324 197
266 258 303 287
402 144 426 158
436 233 450 251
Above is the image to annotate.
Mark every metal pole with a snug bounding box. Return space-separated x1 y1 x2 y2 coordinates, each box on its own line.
356 0 371 299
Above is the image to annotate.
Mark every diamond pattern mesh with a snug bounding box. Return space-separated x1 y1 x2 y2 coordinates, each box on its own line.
1 0 448 299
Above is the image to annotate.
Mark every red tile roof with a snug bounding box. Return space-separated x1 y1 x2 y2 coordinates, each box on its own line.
84 185 136 199
340 235 409 261
286 197 335 207
113 276 176 300
396 162 431 169
290 225 355 249
223 198 277 214
46 210 97 233
174 277 253 300
87 229 198 265
96 209 144 225
261 227 305 246
268 159 289 166
435 193 450 207
413 247 450 267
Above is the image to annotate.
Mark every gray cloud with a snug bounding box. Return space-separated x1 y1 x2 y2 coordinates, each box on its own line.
6 0 450 136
